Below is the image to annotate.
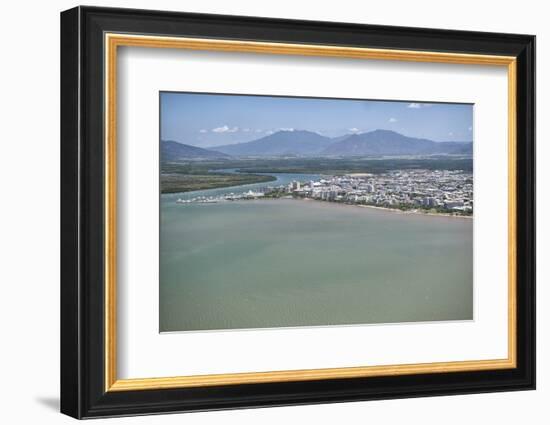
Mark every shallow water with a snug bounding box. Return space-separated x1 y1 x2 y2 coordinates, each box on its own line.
159 196 473 332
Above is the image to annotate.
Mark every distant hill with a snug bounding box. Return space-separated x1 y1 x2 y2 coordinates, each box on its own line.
213 130 333 156
329 134 353 143
161 140 230 161
164 130 472 160
322 130 472 156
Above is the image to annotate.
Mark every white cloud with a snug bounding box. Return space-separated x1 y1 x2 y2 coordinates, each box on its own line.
448 132 454 136
408 103 422 109
265 130 274 135
243 128 250 132
212 125 239 133
388 117 398 123
255 129 263 133
199 129 207 133
279 127 294 132
348 127 360 133
212 125 229 133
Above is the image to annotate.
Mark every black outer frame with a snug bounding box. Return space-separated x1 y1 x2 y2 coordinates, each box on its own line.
60 6 535 419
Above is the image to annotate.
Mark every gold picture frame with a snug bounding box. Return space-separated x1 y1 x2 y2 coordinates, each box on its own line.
104 33 517 392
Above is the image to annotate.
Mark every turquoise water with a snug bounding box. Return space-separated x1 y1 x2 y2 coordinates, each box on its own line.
160 182 473 332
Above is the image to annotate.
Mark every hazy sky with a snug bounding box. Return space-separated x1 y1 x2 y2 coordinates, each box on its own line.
160 92 473 148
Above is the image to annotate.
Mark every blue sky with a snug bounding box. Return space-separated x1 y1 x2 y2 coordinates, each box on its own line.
160 92 473 148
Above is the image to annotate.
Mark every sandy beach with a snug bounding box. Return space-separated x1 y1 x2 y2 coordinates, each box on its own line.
299 197 473 219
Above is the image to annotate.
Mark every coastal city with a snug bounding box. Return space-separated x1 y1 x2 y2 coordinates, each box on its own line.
176 169 473 216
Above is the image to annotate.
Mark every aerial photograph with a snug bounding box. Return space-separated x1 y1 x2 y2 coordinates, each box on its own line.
159 92 473 332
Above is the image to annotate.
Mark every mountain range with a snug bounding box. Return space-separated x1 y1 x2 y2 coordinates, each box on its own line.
212 130 333 156
162 129 472 161
322 129 472 156
161 140 230 161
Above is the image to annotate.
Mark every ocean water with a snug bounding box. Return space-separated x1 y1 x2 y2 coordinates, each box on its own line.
159 195 473 332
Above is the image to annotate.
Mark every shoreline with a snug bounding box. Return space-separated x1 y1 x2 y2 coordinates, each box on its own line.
299 197 472 219
160 173 277 195
174 194 473 219
165 170 472 219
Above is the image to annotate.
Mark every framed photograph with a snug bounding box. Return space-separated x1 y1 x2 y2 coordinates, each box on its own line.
60 6 535 419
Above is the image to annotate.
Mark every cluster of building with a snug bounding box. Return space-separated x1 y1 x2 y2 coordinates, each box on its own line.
279 169 473 214
176 169 473 215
